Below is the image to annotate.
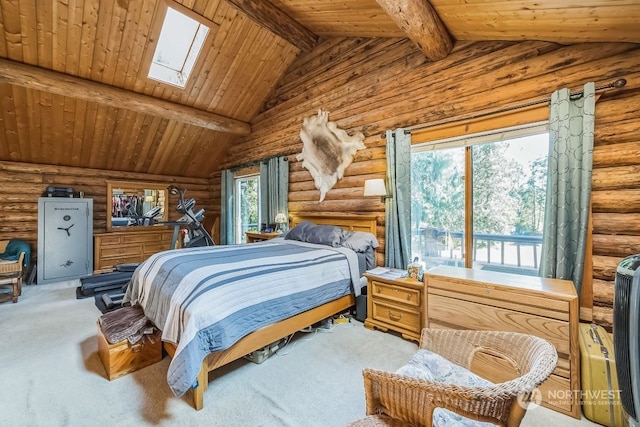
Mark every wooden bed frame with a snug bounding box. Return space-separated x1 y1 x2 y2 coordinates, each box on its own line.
163 213 378 410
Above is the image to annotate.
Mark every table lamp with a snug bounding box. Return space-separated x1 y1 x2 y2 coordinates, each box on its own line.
274 213 288 233
363 178 389 202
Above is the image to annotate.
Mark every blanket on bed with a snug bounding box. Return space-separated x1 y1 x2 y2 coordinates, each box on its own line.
124 240 361 397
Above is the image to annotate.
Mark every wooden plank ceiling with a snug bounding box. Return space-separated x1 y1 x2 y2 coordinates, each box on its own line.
0 0 638 178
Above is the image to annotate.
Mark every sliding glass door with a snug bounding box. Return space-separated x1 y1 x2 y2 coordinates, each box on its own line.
411 124 549 276
471 133 548 275
411 147 466 269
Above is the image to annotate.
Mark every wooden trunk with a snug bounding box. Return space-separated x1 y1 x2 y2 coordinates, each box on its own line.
97 323 162 381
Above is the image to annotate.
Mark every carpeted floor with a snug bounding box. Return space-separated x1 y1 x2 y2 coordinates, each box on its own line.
0 280 598 427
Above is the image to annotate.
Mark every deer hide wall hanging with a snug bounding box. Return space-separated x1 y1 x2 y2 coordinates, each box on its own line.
297 109 365 202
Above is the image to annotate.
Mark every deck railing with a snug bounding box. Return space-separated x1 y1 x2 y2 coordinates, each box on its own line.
412 228 543 275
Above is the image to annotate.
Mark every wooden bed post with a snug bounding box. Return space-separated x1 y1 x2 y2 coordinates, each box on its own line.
193 362 208 410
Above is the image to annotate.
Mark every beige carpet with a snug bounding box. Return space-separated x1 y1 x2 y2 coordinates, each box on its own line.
0 280 599 427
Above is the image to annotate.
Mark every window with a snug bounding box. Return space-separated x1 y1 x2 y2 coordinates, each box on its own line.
148 5 209 88
234 175 260 244
411 123 549 276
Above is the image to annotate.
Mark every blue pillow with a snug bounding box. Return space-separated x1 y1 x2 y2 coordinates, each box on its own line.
341 231 379 252
305 224 345 247
285 221 346 247
284 221 314 241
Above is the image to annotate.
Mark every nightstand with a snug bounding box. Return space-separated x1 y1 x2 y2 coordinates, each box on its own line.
245 231 281 243
363 271 424 342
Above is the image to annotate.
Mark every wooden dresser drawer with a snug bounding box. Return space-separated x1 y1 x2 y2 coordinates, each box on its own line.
427 294 571 357
123 232 170 244
143 242 171 254
372 299 421 334
371 280 421 308
539 374 575 415
100 255 142 267
95 254 142 271
429 285 570 321
100 244 141 258
98 235 123 246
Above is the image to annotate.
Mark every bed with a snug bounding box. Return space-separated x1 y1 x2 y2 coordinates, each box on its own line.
124 213 378 410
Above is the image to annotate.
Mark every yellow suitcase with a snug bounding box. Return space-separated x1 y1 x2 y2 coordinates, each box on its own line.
578 323 628 427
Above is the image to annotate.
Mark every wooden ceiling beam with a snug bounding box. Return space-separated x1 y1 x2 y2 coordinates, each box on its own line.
226 0 317 52
0 59 251 136
376 0 453 61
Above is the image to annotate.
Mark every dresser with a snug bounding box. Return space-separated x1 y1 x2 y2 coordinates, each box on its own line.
423 266 580 419
363 272 424 342
94 228 175 273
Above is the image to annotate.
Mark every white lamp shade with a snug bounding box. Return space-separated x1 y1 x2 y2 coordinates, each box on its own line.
363 179 387 197
274 213 287 223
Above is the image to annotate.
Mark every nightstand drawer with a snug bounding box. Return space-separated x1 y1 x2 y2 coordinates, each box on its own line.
371 300 421 333
371 280 421 308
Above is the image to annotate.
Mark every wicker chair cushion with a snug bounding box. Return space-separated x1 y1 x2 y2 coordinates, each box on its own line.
395 349 495 427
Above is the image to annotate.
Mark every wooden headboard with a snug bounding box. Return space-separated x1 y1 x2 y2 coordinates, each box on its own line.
289 214 378 238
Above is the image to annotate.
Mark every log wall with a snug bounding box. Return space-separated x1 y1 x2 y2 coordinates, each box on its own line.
0 161 212 270
222 38 640 330
1 39 638 329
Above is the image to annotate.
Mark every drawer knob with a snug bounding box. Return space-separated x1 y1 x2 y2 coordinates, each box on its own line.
388 311 402 321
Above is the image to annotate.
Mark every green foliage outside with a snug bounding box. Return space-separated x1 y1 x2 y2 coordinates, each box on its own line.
411 141 547 239
238 177 259 235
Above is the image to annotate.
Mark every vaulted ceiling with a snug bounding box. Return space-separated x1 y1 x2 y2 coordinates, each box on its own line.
0 0 638 178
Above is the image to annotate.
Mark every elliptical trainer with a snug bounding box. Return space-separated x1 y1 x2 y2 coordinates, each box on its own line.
168 185 215 248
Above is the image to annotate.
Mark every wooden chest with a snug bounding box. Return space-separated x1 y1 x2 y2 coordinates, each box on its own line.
423 266 580 419
97 323 163 380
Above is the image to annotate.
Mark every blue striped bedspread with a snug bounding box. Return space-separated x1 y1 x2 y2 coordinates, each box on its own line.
124 239 361 397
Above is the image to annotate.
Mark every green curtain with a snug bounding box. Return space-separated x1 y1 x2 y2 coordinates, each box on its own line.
260 156 289 229
385 129 412 269
540 82 596 297
220 169 234 245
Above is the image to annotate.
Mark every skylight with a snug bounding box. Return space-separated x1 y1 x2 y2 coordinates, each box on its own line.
148 7 209 88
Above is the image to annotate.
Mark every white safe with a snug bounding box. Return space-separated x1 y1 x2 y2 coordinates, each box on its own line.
37 197 93 284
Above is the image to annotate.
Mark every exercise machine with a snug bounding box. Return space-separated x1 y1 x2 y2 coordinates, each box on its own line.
167 185 215 248
75 264 137 299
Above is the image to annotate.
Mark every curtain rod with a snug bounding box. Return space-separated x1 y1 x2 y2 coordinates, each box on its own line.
231 154 290 171
381 78 627 138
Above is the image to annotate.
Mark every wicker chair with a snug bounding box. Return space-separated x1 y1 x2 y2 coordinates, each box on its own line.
347 328 558 427
0 239 30 303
